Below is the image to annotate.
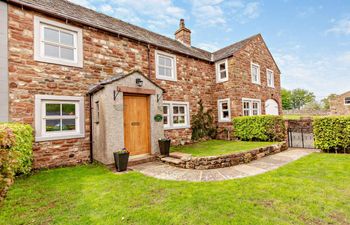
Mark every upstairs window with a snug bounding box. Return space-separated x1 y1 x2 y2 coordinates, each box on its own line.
218 98 231 122
345 97 350 105
155 50 177 81
267 69 274 88
163 101 189 129
216 59 228 83
34 16 83 67
242 98 261 116
251 62 260 84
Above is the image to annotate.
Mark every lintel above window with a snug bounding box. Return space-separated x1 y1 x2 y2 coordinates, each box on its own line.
155 50 177 81
34 16 83 67
216 59 228 83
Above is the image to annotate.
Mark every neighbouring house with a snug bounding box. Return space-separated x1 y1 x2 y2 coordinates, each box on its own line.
0 0 282 167
330 91 350 115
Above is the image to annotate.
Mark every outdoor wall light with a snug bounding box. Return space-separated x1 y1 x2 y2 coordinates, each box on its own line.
136 78 143 87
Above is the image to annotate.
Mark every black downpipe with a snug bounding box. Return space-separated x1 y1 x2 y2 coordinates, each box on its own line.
89 94 93 163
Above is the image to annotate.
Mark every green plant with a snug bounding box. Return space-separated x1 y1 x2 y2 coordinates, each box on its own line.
233 115 286 141
313 116 350 153
114 148 129 154
191 100 217 140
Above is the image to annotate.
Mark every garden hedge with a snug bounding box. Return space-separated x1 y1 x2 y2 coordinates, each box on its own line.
313 116 350 153
233 115 286 142
0 123 33 200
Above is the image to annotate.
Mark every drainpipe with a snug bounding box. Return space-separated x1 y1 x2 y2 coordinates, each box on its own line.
147 44 151 78
89 94 94 163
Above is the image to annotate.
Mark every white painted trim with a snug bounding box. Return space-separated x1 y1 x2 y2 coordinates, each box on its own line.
266 69 275 88
34 16 83 68
155 50 177 81
242 98 261 116
0 1 8 122
251 62 261 85
217 98 231 122
35 95 85 142
215 59 229 83
163 101 190 130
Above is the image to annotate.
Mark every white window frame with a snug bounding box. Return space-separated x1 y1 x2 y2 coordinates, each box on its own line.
218 98 231 122
34 16 83 67
251 62 261 85
266 69 274 88
35 95 85 141
242 98 261 116
345 97 350 105
215 59 228 83
163 101 190 130
163 104 170 129
155 50 177 81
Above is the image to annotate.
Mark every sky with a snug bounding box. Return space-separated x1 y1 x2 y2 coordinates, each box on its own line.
70 0 350 100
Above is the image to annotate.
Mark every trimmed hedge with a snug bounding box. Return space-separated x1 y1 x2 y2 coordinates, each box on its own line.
233 115 286 142
313 117 350 153
0 123 33 200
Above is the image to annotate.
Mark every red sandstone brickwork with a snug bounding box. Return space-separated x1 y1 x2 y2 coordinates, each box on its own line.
7 5 281 168
330 91 350 115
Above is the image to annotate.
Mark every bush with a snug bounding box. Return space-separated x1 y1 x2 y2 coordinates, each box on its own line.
233 115 286 142
313 117 350 153
191 100 217 140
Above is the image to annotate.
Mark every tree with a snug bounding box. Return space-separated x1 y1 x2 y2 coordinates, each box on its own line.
290 88 315 109
321 94 337 110
281 88 292 110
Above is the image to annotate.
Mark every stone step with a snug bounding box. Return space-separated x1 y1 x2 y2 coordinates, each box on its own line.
169 152 192 161
128 154 156 166
161 157 182 165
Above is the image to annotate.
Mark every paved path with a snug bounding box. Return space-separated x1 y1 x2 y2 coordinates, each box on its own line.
129 148 319 182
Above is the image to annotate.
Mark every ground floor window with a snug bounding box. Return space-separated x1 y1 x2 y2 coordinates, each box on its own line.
163 101 190 129
242 98 261 116
35 95 85 141
218 98 231 122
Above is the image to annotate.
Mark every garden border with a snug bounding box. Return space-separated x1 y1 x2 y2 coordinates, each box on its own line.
160 142 288 169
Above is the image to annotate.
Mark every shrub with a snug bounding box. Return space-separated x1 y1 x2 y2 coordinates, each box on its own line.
233 115 286 142
191 100 217 140
313 116 350 153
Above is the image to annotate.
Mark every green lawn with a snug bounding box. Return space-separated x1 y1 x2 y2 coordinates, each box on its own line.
1 153 349 224
171 140 278 156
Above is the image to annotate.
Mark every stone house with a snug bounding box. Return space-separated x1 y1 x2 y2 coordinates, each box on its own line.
0 0 282 168
330 91 350 115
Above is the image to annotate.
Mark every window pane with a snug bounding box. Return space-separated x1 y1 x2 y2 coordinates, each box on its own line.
253 110 258 115
44 27 59 43
178 116 185 124
62 119 76 131
165 68 172 77
220 71 226 79
159 56 166 66
44 43 59 58
62 104 75 115
219 63 225 71
46 119 61 132
60 31 74 46
173 116 179 124
158 67 165 76
243 110 250 116
179 106 185 114
46 104 61 116
163 116 168 125
253 102 258 109
61 47 74 60
221 102 228 110
223 111 229 118
173 106 179 114
163 106 168 114
165 57 172 67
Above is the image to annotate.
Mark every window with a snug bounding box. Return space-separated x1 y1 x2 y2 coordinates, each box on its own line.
34 16 83 67
216 59 228 83
155 50 177 81
95 101 100 124
266 69 274 87
251 62 260 84
345 97 350 105
242 98 261 116
218 98 231 122
35 95 85 141
163 101 190 129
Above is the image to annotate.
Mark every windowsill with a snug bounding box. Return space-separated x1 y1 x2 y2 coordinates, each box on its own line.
164 125 190 130
218 119 232 123
156 75 177 82
252 82 261 85
216 79 228 83
35 133 85 142
34 56 83 68
268 86 275 88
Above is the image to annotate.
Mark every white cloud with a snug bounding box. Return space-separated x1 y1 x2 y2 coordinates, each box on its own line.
243 2 260 19
275 51 350 99
196 42 220 52
189 0 226 26
326 17 350 35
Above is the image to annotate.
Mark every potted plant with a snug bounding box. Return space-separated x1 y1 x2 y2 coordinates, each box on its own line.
113 148 129 172
158 137 171 156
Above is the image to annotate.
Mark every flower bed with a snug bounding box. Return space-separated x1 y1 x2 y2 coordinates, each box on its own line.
161 142 288 169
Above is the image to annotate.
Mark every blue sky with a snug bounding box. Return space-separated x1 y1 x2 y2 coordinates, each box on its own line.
70 0 350 100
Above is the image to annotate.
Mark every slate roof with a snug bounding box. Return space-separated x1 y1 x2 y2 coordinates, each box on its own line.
7 0 262 63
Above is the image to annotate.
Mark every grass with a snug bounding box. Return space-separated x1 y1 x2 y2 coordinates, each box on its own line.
171 140 278 156
1 153 349 224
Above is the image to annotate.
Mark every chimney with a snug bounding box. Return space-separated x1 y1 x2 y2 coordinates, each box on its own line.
174 19 191 46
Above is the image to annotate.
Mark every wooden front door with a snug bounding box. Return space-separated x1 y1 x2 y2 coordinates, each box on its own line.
123 94 150 155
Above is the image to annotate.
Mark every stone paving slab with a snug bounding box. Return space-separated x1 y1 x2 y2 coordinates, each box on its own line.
128 148 319 182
